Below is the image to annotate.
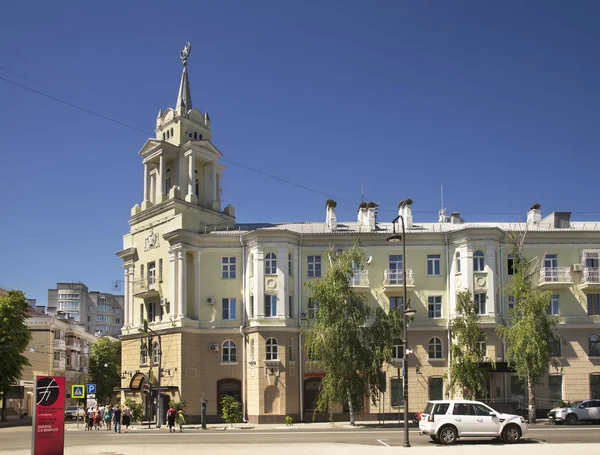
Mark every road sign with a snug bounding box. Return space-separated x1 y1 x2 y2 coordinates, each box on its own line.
87 393 96 399
86 384 96 394
72 385 84 399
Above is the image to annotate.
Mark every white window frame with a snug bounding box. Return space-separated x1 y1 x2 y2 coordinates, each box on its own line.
222 257 236 279
456 252 461 274
548 294 559 316
427 255 441 276
427 296 442 319
475 293 486 315
392 339 404 360
428 337 443 359
266 338 278 360
473 250 485 272
307 255 322 278
222 298 236 320
265 253 277 275
222 340 237 363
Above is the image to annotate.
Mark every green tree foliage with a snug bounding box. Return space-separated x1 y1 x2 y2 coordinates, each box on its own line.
448 290 488 399
303 243 398 425
124 398 144 424
497 233 560 423
0 290 32 421
168 399 187 412
220 395 242 427
89 338 121 404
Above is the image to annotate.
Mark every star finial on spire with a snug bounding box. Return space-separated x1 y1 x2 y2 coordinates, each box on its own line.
180 42 192 67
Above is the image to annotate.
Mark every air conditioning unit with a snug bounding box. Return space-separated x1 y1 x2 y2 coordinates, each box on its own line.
572 263 582 272
208 343 220 352
206 296 215 305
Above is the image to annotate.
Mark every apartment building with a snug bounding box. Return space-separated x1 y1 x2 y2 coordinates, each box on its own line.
117 45 600 424
47 282 124 337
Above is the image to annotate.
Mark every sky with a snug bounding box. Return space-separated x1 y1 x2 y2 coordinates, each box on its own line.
1 0 599 307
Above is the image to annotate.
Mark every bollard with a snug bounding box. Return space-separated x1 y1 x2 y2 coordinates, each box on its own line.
201 399 207 430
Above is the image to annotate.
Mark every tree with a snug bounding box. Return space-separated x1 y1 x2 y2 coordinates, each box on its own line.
497 233 560 423
0 290 32 422
220 395 242 427
447 290 489 399
89 338 121 404
303 243 398 425
124 398 144 424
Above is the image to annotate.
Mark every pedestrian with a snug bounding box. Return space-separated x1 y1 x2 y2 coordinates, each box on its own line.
121 404 132 433
176 409 186 433
94 406 102 430
104 404 112 431
166 405 177 433
87 406 94 431
113 405 122 433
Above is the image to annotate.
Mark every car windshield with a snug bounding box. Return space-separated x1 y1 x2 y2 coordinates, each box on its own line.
67 407 77 411
570 401 582 408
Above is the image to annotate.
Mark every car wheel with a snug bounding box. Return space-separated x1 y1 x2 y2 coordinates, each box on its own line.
429 435 440 443
438 426 457 445
565 414 578 425
502 425 521 443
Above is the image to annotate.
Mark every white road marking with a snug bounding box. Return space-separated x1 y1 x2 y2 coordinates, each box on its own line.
376 439 390 447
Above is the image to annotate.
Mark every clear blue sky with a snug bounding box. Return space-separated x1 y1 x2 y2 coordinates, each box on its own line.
1 1 599 306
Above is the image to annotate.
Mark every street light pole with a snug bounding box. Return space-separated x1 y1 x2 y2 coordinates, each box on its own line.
387 205 416 448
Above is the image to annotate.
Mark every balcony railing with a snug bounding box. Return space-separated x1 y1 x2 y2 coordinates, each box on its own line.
53 359 66 370
133 277 158 296
539 267 572 285
383 269 414 287
53 339 66 350
350 270 370 287
583 267 600 284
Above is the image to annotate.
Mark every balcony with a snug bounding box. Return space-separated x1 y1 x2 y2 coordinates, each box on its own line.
132 277 160 298
53 359 66 370
53 339 66 350
538 267 572 288
66 340 81 351
350 271 370 293
581 267 600 291
383 269 415 293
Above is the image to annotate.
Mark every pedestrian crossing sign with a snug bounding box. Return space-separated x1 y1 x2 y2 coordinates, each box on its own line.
72 385 84 399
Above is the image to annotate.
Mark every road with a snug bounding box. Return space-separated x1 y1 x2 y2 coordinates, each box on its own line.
1 422 599 453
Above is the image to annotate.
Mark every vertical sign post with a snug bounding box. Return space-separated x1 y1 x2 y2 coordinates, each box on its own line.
32 376 66 455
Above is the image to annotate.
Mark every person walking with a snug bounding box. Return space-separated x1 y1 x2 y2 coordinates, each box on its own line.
104 404 112 431
86 406 94 431
176 409 186 433
121 404 132 433
166 405 177 433
113 405 122 433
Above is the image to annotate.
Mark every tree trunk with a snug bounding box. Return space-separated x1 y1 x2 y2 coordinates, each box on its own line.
527 376 536 424
1 394 6 422
347 389 355 426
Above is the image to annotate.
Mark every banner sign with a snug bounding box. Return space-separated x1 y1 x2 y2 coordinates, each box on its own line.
33 376 65 455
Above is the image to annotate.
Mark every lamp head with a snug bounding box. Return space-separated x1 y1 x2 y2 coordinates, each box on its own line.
403 307 416 317
386 234 403 243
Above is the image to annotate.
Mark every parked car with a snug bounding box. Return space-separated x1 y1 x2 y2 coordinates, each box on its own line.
419 400 528 445
548 400 600 425
65 406 85 420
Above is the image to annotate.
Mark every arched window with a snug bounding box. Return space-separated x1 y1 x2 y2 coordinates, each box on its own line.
428 337 443 359
266 337 278 360
198 134 203 140
590 335 600 357
170 127 174 137
222 340 237 362
265 253 277 274
456 251 461 274
140 342 148 364
152 341 160 364
473 250 485 272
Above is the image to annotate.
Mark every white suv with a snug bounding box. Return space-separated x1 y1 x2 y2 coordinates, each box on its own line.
419 400 528 445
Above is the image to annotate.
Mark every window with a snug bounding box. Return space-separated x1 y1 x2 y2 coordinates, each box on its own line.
507 254 514 275
588 294 600 315
222 257 236 279
479 341 488 357
428 337 443 359
549 375 562 401
146 302 156 322
139 303 144 324
473 250 485 272
307 298 319 319
589 335 600 357
392 339 403 360
307 255 321 278
195 179 199 197
140 264 144 279
456 252 461 274
249 295 254 319
585 251 600 269
475 293 486 315
508 296 516 311
265 253 277 274
428 296 442 318
389 255 403 284
222 340 237 362
548 294 559 316
288 339 295 362
115 318 120 324
288 254 292 276
390 296 403 312
429 377 444 400
148 261 156 285
140 342 148 364
549 337 562 357
222 298 236 320
391 377 404 407
591 374 600 399
288 296 293 318
265 295 277 317
544 254 558 281
159 258 163 282
152 342 160 364
96 315 110 322
165 176 171 194
427 255 441 276
266 338 278 360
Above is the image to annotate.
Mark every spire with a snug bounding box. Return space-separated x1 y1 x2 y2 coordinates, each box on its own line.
176 42 193 112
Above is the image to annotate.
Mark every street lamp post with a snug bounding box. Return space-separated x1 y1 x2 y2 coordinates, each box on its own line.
387 207 416 448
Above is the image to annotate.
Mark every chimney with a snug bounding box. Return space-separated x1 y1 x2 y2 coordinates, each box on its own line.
357 202 368 226
450 212 464 224
527 203 542 224
366 202 378 231
398 199 413 229
326 199 337 231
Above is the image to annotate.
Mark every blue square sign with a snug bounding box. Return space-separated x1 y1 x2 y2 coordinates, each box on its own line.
86 384 96 394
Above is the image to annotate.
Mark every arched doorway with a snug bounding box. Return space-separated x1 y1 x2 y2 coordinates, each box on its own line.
264 386 280 414
217 379 242 416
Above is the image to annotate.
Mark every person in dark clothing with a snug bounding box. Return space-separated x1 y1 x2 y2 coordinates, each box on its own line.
166 405 177 433
113 405 122 433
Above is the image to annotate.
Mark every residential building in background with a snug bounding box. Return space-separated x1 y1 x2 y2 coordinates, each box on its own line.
117 45 600 424
47 282 124 337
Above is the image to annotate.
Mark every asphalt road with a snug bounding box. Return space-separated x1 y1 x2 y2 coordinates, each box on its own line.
1 422 599 451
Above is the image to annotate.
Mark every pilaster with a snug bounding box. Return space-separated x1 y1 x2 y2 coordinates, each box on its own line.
255 247 264 317
193 251 202 319
278 246 288 318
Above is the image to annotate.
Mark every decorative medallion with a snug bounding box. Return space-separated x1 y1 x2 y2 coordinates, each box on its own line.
476 276 487 288
144 229 160 251
266 278 277 290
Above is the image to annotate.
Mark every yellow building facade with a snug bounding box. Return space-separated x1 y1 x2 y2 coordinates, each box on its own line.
118 45 600 424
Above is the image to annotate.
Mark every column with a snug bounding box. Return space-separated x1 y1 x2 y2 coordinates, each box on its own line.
486 243 497 316
158 155 165 200
177 249 187 319
185 154 196 203
203 165 211 206
143 163 149 202
123 267 130 326
293 248 300 319
255 248 264 317
278 246 288 318
211 161 217 202
149 173 155 203
128 267 135 326
193 251 202 320
169 248 176 318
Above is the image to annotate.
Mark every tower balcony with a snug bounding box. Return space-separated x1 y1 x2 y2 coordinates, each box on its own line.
132 277 160 298
538 267 572 288
581 267 600 291
350 271 370 293
53 339 66 351
383 269 415 293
